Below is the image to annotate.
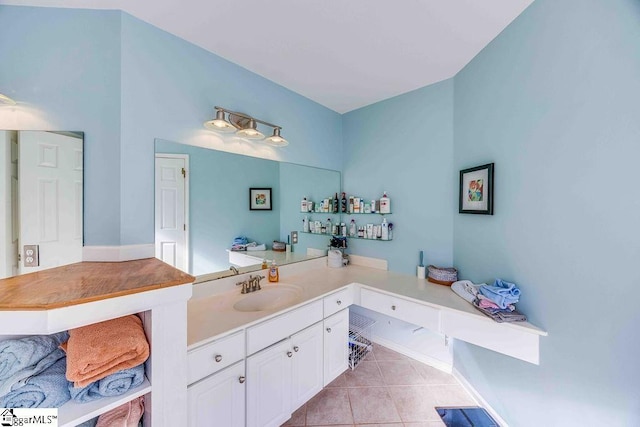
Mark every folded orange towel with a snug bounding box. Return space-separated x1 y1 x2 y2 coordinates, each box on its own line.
96 396 144 427
62 315 149 388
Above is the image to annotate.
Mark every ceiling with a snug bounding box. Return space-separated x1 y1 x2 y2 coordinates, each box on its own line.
1 0 534 113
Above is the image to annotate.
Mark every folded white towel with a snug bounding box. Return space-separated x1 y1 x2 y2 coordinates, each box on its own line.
246 244 266 251
451 280 485 304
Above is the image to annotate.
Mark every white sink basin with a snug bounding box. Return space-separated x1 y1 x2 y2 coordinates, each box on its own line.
233 284 302 312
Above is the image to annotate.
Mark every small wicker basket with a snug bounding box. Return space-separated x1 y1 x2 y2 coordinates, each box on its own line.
427 265 458 286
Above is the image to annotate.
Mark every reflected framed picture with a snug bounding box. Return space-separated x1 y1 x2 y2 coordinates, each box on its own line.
249 187 272 211
459 163 494 215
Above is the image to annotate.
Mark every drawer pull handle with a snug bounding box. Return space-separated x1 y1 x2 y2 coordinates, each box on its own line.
287 351 293 358
337 300 342 305
326 327 332 333
214 354 223 363
239 376 246 384
293 346 300 352
391 305 396 311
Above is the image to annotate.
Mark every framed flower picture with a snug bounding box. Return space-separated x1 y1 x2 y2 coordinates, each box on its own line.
249 188 272 211
459 163 494 215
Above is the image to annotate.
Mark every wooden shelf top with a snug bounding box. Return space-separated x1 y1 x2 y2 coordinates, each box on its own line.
0 258 195 310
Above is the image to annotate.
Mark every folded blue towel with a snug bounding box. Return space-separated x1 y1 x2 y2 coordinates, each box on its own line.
0 357 71 408
0 348 67 397
233 236 249 245
69 364 144 403
479 279 521 309
0 331 68 383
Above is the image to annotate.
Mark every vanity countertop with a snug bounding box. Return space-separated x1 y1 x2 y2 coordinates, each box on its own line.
0 258 195 310
187 264 546 349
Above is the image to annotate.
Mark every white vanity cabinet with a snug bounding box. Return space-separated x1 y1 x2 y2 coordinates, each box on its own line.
323 308 349 386
187 361 246 427
247 322 324 427
360 287 440 331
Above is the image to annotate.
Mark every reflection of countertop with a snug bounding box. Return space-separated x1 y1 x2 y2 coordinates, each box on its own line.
228 249 317 265
187 263 546 349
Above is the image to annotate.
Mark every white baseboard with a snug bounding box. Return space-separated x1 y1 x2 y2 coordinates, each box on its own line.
349 254 388 270
83 244 155 262
372 335 452 373
452 367 508 427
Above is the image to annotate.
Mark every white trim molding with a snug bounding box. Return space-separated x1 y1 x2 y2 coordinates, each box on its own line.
348 254 388 270
452 367 509 427
83 244 155 262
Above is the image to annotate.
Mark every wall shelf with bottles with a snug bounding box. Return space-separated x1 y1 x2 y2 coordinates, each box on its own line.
299 231 393 242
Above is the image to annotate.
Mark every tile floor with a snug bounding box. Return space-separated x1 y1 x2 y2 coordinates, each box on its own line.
282 343 477 426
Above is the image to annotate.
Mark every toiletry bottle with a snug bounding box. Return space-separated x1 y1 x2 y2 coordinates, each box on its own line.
349 219 356 237
349 196 354 213
340 222 347 237
301 197 307 212
333 193 339 213
370 199 377 213
303 215 309 233
326 218 332 235
268 261 279 282
381 218 389 240
341 192 347 213
262 259 268 269
380 192 391 214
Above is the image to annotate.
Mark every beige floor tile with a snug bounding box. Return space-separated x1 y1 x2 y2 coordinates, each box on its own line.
282 404 306 426
306 388 354 426
387 386 441 422
348 387 402 424
343 361 385 387
357 424 404 427
326 373 347 388
409 361 458 385
433 384 477 407
404 422 446 427
377 360 426 386
372 343 409 361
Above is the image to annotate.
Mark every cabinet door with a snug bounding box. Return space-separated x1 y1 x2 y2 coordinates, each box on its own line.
187 361 245 427
246 340 292 427
290 321 324 411
323 308 349 386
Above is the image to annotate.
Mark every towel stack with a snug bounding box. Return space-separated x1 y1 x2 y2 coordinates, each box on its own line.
64 315 150 402
0 332 71 408
78 396 145 427
451 279 527 323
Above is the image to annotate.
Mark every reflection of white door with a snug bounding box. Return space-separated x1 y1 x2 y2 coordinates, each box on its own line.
19 131 83 273
0 131 19 279
155 154 188 272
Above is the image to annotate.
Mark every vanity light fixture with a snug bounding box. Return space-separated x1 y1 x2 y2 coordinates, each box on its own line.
204 109 235 133
203 106 288 146
0 93 17 105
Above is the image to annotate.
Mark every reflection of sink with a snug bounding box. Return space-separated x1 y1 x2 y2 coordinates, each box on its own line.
233 284 302 312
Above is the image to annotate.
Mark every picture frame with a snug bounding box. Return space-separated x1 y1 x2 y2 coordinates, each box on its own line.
249 187 272 211
459 163 494 215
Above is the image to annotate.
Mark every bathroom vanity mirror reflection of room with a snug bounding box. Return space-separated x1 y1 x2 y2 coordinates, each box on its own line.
0 130 84 279
154 139 341 280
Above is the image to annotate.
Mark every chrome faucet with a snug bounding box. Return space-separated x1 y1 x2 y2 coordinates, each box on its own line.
229 266 239 275
236 279 250 294
249 275 265 292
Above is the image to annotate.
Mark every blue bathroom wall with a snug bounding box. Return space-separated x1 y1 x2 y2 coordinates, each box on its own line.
342 80 455 274
119 13 343 246
453 0 640 425
155 139 280 275
1 6 341 247
0 6 122 246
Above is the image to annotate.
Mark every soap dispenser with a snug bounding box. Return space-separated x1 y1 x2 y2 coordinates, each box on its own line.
268 261 279 283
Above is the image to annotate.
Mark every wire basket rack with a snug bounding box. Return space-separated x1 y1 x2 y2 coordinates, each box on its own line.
349 311 375 370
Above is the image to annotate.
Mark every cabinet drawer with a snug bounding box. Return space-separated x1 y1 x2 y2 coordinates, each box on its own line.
360 288 440 332
323 287 354 317
188 331 245 385
246 300 323 355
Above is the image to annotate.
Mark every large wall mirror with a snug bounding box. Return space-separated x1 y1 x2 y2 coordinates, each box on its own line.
0 130 84 279
154 139 340 280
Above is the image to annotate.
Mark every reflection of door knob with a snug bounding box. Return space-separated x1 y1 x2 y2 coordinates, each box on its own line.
287 351 293 358
239 376 246 384
337 300 342 305
391 305 396 311
326 328 331 333
293 346 299 352
214 354 222 363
